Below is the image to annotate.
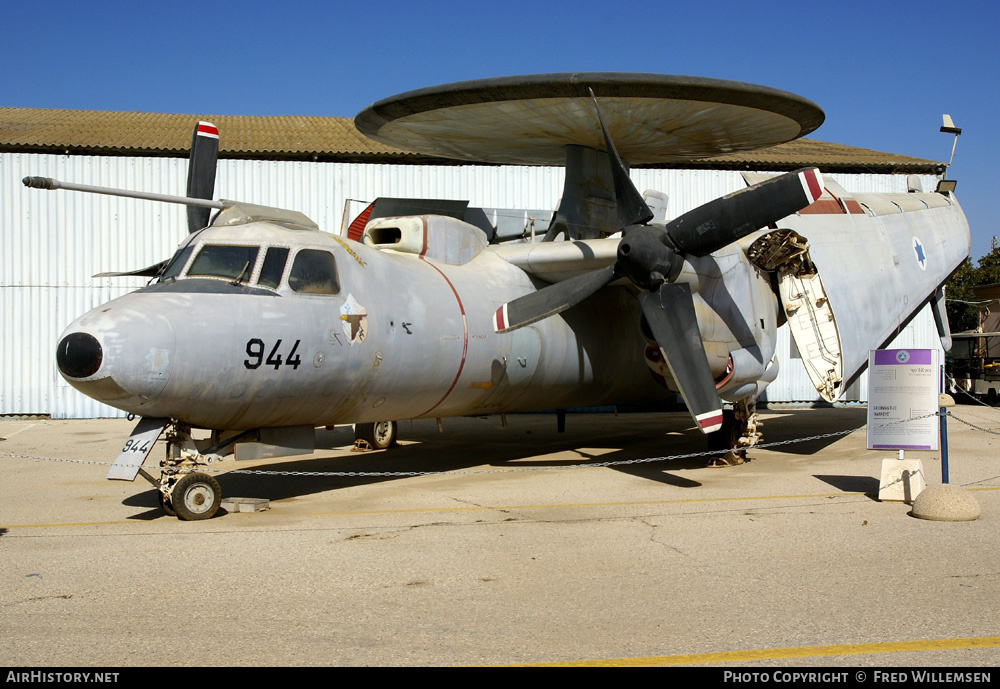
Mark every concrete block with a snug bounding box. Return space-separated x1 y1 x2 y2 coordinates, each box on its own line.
878 458 926 503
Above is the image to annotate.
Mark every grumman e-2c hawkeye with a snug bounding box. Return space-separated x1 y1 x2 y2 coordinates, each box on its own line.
30 74 970 520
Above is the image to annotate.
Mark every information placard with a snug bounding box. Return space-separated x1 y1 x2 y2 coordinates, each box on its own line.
866 349 939 450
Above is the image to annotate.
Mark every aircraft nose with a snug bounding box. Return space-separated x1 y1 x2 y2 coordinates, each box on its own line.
56 303 176 408
56 332 104 379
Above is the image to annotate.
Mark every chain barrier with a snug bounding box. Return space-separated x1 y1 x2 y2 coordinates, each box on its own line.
950 386 996 408
947 413 1000 436
942 388 1000 434
5 409 996 479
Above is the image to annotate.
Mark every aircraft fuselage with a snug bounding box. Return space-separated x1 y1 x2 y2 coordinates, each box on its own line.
56 217 777 431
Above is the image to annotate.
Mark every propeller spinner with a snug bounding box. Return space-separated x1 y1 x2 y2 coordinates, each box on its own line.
494 93 823 433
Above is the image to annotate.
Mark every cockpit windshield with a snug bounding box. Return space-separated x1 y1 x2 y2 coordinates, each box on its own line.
155 241 334 294
258 247 289 289
159 245 195 281
187 245 260 282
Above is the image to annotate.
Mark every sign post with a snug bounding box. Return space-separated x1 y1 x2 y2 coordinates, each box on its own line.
867 349 940 450
867 349 940 502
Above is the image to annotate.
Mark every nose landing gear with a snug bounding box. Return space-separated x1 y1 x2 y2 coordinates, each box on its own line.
155 422 227 520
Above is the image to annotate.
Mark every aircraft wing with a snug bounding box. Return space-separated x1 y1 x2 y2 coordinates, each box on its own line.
781 191 970 397
490 238 619 283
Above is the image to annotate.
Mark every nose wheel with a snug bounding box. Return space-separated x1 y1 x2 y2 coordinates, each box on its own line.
167 472 222 521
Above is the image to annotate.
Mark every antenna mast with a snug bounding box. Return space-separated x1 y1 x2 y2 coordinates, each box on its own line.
940 114 962 179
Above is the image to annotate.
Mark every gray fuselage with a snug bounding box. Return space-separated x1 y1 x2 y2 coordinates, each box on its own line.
56 218 777 430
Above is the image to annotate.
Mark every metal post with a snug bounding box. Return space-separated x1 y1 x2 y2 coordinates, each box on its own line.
940 406 950 484
940 363 950 484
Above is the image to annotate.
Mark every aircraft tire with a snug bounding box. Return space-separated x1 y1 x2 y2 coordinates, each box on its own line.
171 472 222 521
157 491 177 517
355 421 397 450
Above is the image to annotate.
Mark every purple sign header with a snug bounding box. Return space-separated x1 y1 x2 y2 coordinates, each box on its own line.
873 349 934 366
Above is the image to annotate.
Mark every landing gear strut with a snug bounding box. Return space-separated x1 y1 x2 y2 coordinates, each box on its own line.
156 422 225 520
706 400 761 467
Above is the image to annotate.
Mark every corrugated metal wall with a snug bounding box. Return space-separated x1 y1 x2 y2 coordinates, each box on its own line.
1 151 943 417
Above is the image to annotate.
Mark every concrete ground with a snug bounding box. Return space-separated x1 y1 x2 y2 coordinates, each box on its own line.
1 406 998 667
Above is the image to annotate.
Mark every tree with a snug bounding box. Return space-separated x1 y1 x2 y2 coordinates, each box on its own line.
972 246 1000 287
945 247 1000 333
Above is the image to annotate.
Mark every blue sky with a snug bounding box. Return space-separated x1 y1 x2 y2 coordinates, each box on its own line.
5 0 997 259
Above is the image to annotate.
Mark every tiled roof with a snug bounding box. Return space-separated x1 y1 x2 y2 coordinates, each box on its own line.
0 107 411 162
684 137 944 174
0 107 944 173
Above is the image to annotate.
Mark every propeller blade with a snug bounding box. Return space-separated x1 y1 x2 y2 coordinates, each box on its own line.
638 282 723 434
186 121 219 233
667 167 823 257
494 264 617 333
588 89 653 229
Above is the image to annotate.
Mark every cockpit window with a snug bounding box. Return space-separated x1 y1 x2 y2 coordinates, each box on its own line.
288 249 339 295
258 247 290 289
187 245 260 282
159 245 195 281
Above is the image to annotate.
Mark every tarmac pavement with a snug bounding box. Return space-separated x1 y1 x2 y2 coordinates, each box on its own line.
1 407 998 667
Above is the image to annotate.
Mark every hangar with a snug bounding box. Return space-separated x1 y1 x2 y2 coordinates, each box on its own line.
0 106 948 418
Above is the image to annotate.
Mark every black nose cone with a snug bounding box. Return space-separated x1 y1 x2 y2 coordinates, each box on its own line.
56 332 103 379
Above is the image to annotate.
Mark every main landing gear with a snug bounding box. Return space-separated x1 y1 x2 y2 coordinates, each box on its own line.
353 420 398 450
706 400 761 467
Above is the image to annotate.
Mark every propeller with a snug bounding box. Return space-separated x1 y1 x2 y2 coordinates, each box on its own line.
24 120 223 277
494 91 824 433
186 121 219 233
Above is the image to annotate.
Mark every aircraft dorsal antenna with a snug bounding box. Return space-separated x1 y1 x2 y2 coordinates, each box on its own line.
940 114 962 178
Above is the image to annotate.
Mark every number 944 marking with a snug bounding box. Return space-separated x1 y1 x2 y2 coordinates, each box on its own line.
122 438 152 454
244 338 302 370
